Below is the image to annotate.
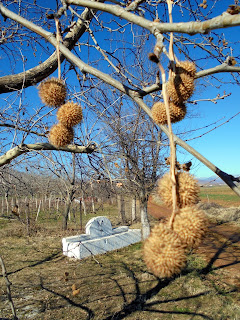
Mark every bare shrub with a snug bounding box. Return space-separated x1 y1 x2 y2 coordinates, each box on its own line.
198 203 240 225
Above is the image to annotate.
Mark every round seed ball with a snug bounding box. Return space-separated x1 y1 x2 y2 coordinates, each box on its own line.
173 206 209 248
167 74 195 105
57 101 83 128
158 171 200 208
176 61 196 77
152 101 186 125
143 222 187 278
48 123 73 147
38 78 66 107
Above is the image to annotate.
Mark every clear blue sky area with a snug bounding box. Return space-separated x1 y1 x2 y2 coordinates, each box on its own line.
176 83 240 178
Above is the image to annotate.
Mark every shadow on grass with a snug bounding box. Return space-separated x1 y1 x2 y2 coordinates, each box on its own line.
102 263 213 320
7 229 237 320
200 232 239 275
0 251 62 277
36 235 238 320
40 279 94 320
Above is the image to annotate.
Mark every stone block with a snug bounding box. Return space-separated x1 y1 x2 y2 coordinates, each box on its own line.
62 216 141 259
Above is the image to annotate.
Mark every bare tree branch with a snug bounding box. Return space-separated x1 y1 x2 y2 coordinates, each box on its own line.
66 0 240 35
0 143 96 166
133 96 240 197
0 123 46 137
0 5 95 93
196 62 240 78
0 3 240 197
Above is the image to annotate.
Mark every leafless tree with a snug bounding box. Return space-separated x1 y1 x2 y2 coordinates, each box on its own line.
0 1 239 212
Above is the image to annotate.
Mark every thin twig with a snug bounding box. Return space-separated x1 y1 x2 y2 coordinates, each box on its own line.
55 18 62 79
165 0 178 229
0 255 18 320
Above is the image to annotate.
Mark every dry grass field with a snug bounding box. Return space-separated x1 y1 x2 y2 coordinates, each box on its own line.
0 189 240 320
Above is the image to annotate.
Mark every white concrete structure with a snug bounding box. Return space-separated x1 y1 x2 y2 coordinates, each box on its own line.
62 216 141 259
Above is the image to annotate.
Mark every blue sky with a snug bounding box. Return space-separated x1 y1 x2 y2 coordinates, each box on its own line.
0 0 240 180
176 83 240 178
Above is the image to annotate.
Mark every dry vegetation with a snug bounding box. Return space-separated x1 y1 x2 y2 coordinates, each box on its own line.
1 194 240 320
200 186 240 207
0 219 240 320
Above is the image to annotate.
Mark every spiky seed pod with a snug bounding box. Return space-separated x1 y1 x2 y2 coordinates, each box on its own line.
143 223 187 278
158 171 200 208
167 74 195 105
172 206 209 248
152 101 186 125
57 101 83 128
176 61 196 77
48 123 73 147
38 78 66 107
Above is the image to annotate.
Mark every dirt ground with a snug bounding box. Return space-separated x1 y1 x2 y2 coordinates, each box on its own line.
147 197 240 288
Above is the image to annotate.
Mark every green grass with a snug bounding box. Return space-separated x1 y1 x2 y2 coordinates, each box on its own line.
200 186 240 207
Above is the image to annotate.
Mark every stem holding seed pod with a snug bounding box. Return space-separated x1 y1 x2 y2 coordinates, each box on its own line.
158 63 179 229
55 17 62 80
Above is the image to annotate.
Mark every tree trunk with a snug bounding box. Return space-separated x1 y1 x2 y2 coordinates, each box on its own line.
131 196 137 223
140 192 150 240
90 182 96 214
79 199 83 231
81 190 87 215
25 201 30 236
62 188 75 230
91 197 95 214
117 194 127 224
5 192 9 215
62 196 72 230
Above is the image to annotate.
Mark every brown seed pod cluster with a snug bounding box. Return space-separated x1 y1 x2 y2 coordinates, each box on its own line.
175 61 196 77
144 170 209 277
143 223 187 278
49 101 82 147
38 78 83 147
157 171 200 208
172 206 209 248
152 61 196 125
57 101 83 128
152 101 186 125
167 73 195 105
38 78 66 107
166 60 196 106
48 123 74 147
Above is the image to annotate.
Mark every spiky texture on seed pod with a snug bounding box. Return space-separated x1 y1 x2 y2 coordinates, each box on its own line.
152 101 186 125
158 171 200 208
176 61 196 77
57 101 83 128
172 206 209 248
143 223 187 278
48 123 73 147
167 74 195 105
38 78 66 107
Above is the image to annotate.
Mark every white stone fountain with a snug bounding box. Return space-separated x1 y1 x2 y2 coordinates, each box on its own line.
62 216 141 259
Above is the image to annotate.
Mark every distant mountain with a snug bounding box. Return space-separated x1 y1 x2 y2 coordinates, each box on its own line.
198 173 240 186
198 176 224 186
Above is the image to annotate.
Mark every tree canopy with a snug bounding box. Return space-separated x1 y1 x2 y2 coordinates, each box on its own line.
0 0 240 195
